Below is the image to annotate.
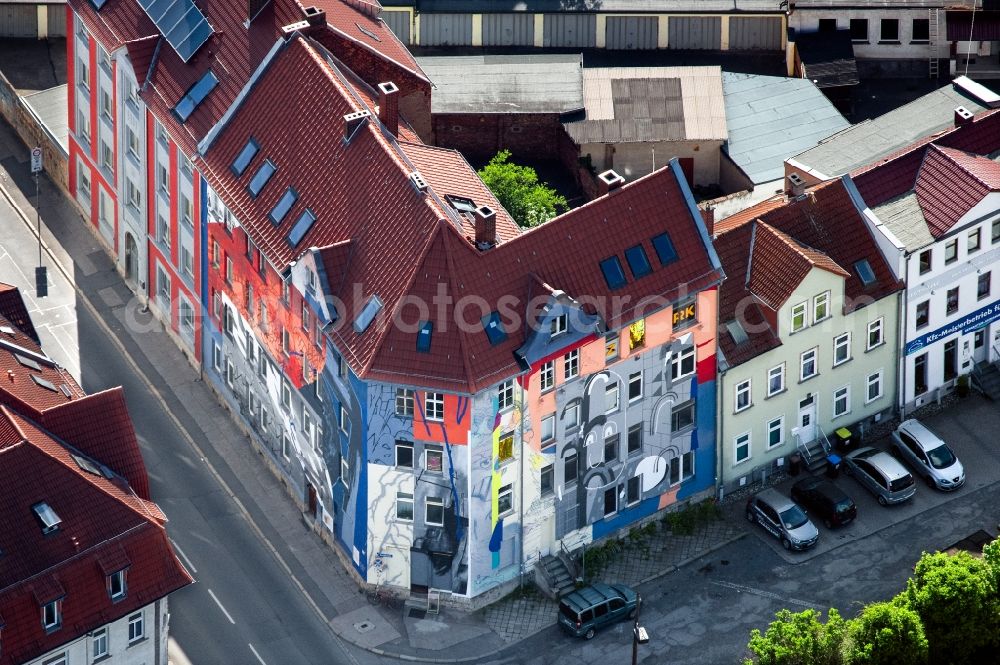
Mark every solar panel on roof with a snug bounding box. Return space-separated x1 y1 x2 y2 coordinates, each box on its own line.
137 0 214 63
173 69 218 122
287 209 317 247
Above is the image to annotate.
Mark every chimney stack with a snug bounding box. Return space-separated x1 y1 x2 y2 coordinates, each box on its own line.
378 81 399 137
787 172 806 196
303 5 326 27
343 110 371 141
955 106 974 127
597 169 625 196
700 206 715 237
474 205 497 250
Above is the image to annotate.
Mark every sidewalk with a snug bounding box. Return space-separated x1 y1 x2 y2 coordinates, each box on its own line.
0 115 744 662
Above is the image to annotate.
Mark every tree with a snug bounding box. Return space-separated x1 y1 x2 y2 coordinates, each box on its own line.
477 150 567 227
744 608 847 665
845 601 927 665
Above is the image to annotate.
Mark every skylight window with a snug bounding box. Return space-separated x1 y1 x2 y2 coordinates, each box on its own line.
417 321 433 353
445 195 477 214
624 245 652 279
14 353 42 371
353 296 383 333
247 160 276 198
483 311 507 346
600 256 627 290
651 232 678 266
231 139 259 176
725 320 749 345
72 453 103 476
270 187 298 225
172 69 219 122
854 260 877 287
32 502 62 534
31 374 57 392
286 208 317 247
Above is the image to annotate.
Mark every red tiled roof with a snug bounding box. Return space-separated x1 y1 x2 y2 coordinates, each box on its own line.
713 195 785 236
747 222 848 310
915 145 992 237
124 34 160 87
0 315 85 419
0 282 37 343
0 409 191 665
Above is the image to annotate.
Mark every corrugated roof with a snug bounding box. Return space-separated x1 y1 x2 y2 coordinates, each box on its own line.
722 72 849 185
417 54 584 114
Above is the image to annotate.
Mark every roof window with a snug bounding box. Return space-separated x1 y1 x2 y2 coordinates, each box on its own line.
270 187 298 225
482 311 507 346
725 320 749 345
172 69 219 122
248 160 276 198
651 232 678 266
0 325 14 335
624 244 652 279
854 260 877 287
286 208 317 247
445 195 477 214
32 502 62 534
14 353 42 371
599 256 627 290
231 138 259 176
31 374 57 392
353 296 383 333
417 321 433 353
72 453 103 476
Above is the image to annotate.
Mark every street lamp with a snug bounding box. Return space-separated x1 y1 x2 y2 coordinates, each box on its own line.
631 594 650 665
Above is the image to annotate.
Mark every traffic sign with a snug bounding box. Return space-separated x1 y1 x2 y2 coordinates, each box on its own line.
30 147 42 174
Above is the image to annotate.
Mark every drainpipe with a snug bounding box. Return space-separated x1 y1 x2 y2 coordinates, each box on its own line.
517 379 526 589
716 362 726 502
898 255 910 419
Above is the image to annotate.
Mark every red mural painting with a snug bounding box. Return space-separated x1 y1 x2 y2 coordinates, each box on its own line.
412 392 471 446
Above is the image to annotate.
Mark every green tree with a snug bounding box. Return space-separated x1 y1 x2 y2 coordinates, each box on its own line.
905 550 1000 663
477 150 567 227
845 600 927 665
744 608 847 665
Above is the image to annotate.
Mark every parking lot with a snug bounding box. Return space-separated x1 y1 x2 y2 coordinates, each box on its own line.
731 394 1000 563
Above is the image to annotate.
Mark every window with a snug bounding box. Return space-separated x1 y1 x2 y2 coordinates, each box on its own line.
417 321 433 353
947 287 959 315
671 400 695 432
232 138 259 175
606 381 619 413
627 423 642 454
396 492 413 521
916 300 930 329
791 302 807 332
628 371 643 401
879 18 899 42
564 452 578 484
109 568 127 600
173 70 219 122
867 370 884 403
767 364 785 396
77 107 91 144
126 125 140 156
735 379 751 412
766 417 784 449
281 381 291 411
156 213 170 249
395 388 414 417
629 318 646 349
918 249 932 275
425 393 444 421
99 85 112 118
672 346 696 380
850 18 868 41
912 18 929 42
181 245 193 280
157 266 171 307
627 475 641 506
624 244 652 279
425 444 444 472
734 432 751 464
541 414 555 442
813 292 830 322
651 232 677 265
604 433 619 462
564 403 580 430
483 311 507 345
100 139 113 171
498 379 514 410
551 314 567 337
669 451 695 485
77 159 91 200
914 353 929 395
801 348 818 381
425 497 444 526
979 272 992 301
225 255 233 284
833 385 850 418
301 300 311 332
248 160 276 198
339 403 349 434
818 18 837 32
945 239 958 265
92 627 109 658
540 464 554 496
603 487 617 517
855 260 877 287
605 333 619 363
180 193 192 227
599 256 627 289
868 318 884 350
498 484 514 516
126 177 141 210
943 340 958 382
672 299 697 330
269 187 298 225
833 332 851 366
128 612 144 642
969 228 982 253
564 349 579 380
994 219 1000 244
42 600 61 631
540 361 555 391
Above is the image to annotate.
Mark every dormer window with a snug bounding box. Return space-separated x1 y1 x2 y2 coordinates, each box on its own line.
109 569 127 602
550 314 567 337
42 600 61 632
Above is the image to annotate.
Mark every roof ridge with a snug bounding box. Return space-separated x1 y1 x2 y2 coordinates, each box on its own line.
438 221 484 392
756 221 848 275
933 144 1000 190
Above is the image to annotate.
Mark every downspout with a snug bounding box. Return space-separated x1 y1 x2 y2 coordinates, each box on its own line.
899 256 910 418
518 379 526 588
716 361 726 502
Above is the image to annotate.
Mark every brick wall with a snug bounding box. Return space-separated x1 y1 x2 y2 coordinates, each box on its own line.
0 71 68 193
431 112 566 162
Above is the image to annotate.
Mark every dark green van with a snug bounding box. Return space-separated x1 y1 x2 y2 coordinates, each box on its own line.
557 583 638 639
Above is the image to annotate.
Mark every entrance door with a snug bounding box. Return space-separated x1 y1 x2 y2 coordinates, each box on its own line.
796 395 816 444
973 330 988 364
124 232 137 282
306 483 318 517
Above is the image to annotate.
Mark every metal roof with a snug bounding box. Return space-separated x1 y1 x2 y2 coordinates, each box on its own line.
416 54 584 114
383 0 783 12
722 72 848 185
21 85 68 154
789 79 996 179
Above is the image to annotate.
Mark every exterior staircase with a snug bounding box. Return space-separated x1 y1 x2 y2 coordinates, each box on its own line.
795 429 833 473
973 360 1000 400
536 551 578 600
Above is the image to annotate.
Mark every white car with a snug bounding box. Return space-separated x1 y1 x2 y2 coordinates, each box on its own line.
891 419 965 491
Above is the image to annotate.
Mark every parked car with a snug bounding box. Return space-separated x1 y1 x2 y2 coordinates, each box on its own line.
790 476 857 529
558 583 638 640
745 488 819 551
843 447 916 506
891 419 965 491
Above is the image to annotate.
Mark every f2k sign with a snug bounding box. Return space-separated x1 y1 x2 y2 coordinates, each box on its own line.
673 302 696 327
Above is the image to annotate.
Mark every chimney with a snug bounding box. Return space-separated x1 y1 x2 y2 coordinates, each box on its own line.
247 0 272 23
788 172 806 196
343 110 371 141
474 205 497 250
955 106 974 126
378 81 399 137
700 206 715 237
303 5 326 27
597 169 625 196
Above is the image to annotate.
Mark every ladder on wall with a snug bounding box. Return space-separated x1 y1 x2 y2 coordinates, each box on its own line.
929 8 940 79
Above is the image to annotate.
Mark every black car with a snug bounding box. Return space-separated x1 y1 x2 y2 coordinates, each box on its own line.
790 476 857 528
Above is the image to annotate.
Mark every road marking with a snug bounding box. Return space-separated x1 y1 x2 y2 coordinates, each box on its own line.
170 539 197 575
248 643 267 665
207 589 236 625
710 580 820 609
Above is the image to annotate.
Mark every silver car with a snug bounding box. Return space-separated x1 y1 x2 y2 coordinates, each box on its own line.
891 419 965 491
844 447 916 506
745 489 819 551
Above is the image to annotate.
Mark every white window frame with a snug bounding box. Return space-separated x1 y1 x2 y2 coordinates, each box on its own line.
605 381 619 414
833 332 851 367
800 348 818 381
766 417 784 449
790 301 807 332
92 626 109 658
127 611 144 643
541 414 555 442
341 457 350 490
734 379 752 412
564 403 580 430
426 392 444 422
813 291 830 323
867 318 884 350
551 314 567 336
42 599 61 631
734 432 751 465
564 349 579 380
671 346 696 380
767 364 785 397
628 371 643 402
109 569 126 601
866 370 884 404
833 385 851 418
395 388 414 417
425 444 444 472
497 483 514 517
395 492 414 522
395 440 414 468
498 379 515 411
339 404 349 434
539 361 555 392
